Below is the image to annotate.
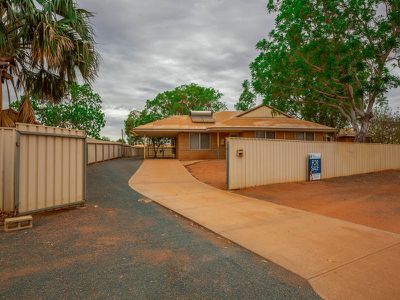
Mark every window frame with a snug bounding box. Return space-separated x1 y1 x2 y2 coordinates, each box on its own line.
294 132 306 140
305 132 315 141
255 131 276 139
189 132 211 150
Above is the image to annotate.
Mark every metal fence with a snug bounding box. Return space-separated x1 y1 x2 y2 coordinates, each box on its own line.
0 124 142 215
0 127 16 212
87 139 142 164
16 124 86 214
145 145 175 159
227 138 400 190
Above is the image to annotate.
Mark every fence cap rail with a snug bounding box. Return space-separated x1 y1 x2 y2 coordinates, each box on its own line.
16 123 85 137
227 136 400 146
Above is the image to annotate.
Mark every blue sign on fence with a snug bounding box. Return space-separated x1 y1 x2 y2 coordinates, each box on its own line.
309 153 321 181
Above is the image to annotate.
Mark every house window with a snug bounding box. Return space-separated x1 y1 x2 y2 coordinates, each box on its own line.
324 133 334 141
294 132 314 141
190 133 210 150
255 131 276 139
305 132 314 141
294 132 305 140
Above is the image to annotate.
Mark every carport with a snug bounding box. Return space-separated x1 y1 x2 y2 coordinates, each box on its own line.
133 129 177 159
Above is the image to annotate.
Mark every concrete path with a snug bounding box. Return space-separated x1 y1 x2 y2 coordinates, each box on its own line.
130 159 400 300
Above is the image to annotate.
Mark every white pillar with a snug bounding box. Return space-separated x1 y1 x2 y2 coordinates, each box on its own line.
143 135 146 159
217 132 220 159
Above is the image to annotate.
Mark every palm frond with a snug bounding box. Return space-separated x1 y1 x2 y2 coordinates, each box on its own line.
0 110 16 127
17 96 37 124
1 0 98 105
24 69 68 103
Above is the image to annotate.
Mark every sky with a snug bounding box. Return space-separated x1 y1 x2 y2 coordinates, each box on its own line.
81 0 400 140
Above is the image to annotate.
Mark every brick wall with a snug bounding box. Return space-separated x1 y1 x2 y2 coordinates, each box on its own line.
176 131 333 160
315 132 324 141
177 133 220 160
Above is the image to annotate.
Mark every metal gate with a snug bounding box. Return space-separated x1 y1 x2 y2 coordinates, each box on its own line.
15 124 86 214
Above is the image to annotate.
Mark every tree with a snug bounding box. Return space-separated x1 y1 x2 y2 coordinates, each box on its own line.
251 0 400 142
369 105 400 144
125 109 156 145
0 0 98 126
234 80 257 111
10 84 105 138
124 83 227 157
144 83 226 118
124 109 169 157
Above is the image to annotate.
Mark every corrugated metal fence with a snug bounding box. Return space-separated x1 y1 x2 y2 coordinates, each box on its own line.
227 138 400 190
0 124 141 214
16 124 86 213
0 127 16 212
87 139 142 164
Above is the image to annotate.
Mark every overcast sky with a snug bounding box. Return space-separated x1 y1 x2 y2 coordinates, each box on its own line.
81 0 400 140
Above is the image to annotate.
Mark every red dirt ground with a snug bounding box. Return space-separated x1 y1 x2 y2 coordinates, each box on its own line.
185 160 400 234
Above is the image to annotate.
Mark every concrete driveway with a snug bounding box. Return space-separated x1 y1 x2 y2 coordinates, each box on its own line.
130 159 400 300
0 158 318 299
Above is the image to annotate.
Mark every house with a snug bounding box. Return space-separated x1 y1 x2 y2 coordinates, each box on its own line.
336 128 371 142
337 128 357 142
132 105 337 160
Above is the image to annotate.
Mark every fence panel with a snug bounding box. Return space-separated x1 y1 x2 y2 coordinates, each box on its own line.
16 124 86 214
227 138 400 190
0 128 16 212
86 139 141 163
146 146 176 158
87 142 96 164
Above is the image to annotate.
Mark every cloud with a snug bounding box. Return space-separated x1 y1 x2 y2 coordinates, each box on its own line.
81 0 273 139
81 0 400 140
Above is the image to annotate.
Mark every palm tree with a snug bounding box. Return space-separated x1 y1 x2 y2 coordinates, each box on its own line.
0 0 99 126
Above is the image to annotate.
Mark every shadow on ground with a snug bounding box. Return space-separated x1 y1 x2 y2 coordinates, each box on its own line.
0 158 319 299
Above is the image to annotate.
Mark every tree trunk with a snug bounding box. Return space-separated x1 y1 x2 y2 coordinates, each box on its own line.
153 146 158 158
0 72 2 111
354 117 371 143
151 140 158 158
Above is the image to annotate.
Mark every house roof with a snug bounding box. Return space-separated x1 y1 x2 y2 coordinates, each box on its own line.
337 128 365 138
133 105 337 136
235 104 291 118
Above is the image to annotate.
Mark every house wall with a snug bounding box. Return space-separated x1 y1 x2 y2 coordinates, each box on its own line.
276 131 285 139
284 132 295 140
315 132 324 141
177 133 219 160
176 130 333 160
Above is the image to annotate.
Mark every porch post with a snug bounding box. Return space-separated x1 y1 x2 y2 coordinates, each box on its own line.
217 132 220 159
143 135 146 159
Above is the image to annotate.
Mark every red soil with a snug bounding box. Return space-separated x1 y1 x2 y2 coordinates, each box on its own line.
185 160 400 234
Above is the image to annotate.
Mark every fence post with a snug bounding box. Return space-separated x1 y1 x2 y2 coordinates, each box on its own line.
83 137 87 201
226 138 229 190
14 131 21 212
95 143 97 162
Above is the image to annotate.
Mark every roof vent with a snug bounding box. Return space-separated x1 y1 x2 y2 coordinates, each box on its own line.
190 111 215 123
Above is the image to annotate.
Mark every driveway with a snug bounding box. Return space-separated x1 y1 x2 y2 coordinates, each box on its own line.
0 158 318 299
131 159 400 300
